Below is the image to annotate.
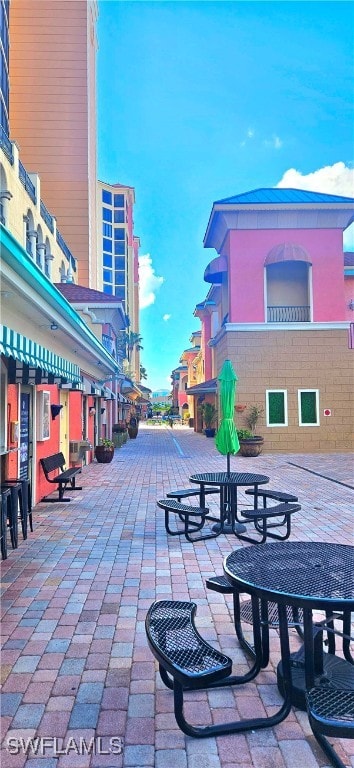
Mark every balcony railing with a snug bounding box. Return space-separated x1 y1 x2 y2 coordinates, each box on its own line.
40 200 54 233
56 228 77 272
19 160 36 204
0 124 13 164
267 305 311 323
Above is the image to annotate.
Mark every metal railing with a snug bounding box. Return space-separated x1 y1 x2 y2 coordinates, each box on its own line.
267 305 311 323
40 200 54 233
19 160 36 204
0 124 13 164
56 228 77 272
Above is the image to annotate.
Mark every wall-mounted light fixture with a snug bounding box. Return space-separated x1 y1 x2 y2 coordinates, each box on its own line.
50 322 59 331
101 408 106 415
51 403 63 420
89 406 96 416
348 299 354 311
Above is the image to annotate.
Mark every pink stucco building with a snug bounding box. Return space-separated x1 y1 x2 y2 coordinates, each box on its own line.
187 188 354 452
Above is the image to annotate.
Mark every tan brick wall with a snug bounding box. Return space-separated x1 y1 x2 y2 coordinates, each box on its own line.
214 328 354 452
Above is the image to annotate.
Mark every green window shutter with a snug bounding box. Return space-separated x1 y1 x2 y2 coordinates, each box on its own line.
300 391 317 424
268 392 285 425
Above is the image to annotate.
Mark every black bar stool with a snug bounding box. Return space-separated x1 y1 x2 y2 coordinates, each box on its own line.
1 482 26 540
1 486 18 550
0 491 8 560
5 478 33 533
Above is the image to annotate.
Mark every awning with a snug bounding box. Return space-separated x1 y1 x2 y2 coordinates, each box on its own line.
186 377 217 395
204 255 227 283
1 325 80 383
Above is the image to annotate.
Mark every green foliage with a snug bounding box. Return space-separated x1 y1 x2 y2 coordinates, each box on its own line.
236 429 253 439
245 404 264 434
200 402 217 428
98 438 114 448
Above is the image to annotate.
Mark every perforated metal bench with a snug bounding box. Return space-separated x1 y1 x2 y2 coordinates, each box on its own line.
40 452 82 502
146 599 232 736
206 575 304 664
306 687 354 768
237 502 301 544
166 487 218 503
245 488 298 506
157 498 219 542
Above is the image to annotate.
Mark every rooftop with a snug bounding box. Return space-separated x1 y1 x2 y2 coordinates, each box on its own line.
216 187 354 205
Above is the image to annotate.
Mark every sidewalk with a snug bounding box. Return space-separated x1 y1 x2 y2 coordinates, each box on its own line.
1 424 353 768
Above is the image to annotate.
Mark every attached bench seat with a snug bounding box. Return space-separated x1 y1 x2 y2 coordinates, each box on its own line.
306 687 354 768
237 502 301 544
146 599 234 737
167 487 218 503
40 452 82 502
245 488 298 507
206 575 304 663
157 498 219 542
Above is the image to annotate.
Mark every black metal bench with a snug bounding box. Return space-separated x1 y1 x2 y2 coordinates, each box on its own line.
245 488 298 507
40 452 82 502
237 502 301 544
157 498 219 542
306 687 354 768
166 487 218 503
206 575 303 664
146 599 232 737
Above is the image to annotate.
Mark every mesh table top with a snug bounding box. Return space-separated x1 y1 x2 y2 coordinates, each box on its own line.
224 542 354 610
190 472 269 486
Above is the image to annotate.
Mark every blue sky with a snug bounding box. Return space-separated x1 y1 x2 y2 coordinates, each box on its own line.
97 1 354 391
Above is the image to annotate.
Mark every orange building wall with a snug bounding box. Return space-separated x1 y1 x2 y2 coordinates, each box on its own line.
9 0 98 287
7 385 19 478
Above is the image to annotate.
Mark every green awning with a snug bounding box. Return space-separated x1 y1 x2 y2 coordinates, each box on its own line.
0 325 80 382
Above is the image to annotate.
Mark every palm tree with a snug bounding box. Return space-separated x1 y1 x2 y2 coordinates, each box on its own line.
127 332 143 360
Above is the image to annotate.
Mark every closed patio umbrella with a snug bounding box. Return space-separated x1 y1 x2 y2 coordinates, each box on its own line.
215 359 240 475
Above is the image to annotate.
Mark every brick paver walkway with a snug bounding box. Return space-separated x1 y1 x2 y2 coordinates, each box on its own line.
1 424 353 768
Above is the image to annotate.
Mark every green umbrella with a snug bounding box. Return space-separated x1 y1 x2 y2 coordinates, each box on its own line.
215 359 240 475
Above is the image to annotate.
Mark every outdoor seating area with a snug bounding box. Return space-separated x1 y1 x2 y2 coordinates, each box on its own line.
0 478 33 560
0 424 353 768
39 452 83 503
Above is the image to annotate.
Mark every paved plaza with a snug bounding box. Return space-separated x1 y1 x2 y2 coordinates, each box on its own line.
1 424 353 768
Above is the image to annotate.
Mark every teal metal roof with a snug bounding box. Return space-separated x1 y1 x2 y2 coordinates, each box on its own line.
215 188 354 205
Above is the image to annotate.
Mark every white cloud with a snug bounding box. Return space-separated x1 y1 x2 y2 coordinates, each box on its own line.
138 254 164 309
247 128 255 139
276 162 354 249
264 134 283 149
163 314 171 321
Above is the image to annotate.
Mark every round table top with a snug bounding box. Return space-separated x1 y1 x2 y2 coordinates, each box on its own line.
224 542 354 610
190 472 269 486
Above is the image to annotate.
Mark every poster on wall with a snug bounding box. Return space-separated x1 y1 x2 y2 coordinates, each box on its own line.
19 392 30 480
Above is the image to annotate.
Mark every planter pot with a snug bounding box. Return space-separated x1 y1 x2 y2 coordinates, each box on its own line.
128 426 138 439
204 428 216 438
94 445 114 463
238 436 264 457
113 432 126 448
235 404 247 413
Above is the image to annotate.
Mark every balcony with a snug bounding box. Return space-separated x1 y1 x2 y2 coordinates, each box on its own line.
267 305 310 323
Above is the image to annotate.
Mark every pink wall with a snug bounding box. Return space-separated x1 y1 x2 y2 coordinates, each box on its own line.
201 314 212 380
227 229 345 322
344 276 354 320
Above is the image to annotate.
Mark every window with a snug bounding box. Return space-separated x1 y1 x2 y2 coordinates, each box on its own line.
36 391 50 441
266 390 288 426
114 194 124 208
103 253 112 268
103 238 112 253
103 284 113 295
102 189 112 204
114 241 125 255
103 223 112 237
114 227 125 241
115 271 125 286
102 207 112 222
115 256 125 270
298 390 319 426
103 269 112 283
114 209 125 224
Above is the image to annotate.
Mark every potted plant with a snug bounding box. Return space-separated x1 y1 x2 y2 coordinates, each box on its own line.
237 404 264 457
200 402 217 437
94 438 115 463
112 421 127 448
127 415 138 439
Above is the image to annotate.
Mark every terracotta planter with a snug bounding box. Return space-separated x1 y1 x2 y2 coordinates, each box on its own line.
238 436 264 457
94 445 114 463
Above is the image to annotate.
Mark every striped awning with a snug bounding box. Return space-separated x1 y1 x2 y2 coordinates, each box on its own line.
1 325 80 382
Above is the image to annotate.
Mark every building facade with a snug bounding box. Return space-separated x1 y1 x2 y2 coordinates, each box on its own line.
185 188 354 452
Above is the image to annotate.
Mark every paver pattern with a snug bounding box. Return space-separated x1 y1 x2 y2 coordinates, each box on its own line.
1 424 353 768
